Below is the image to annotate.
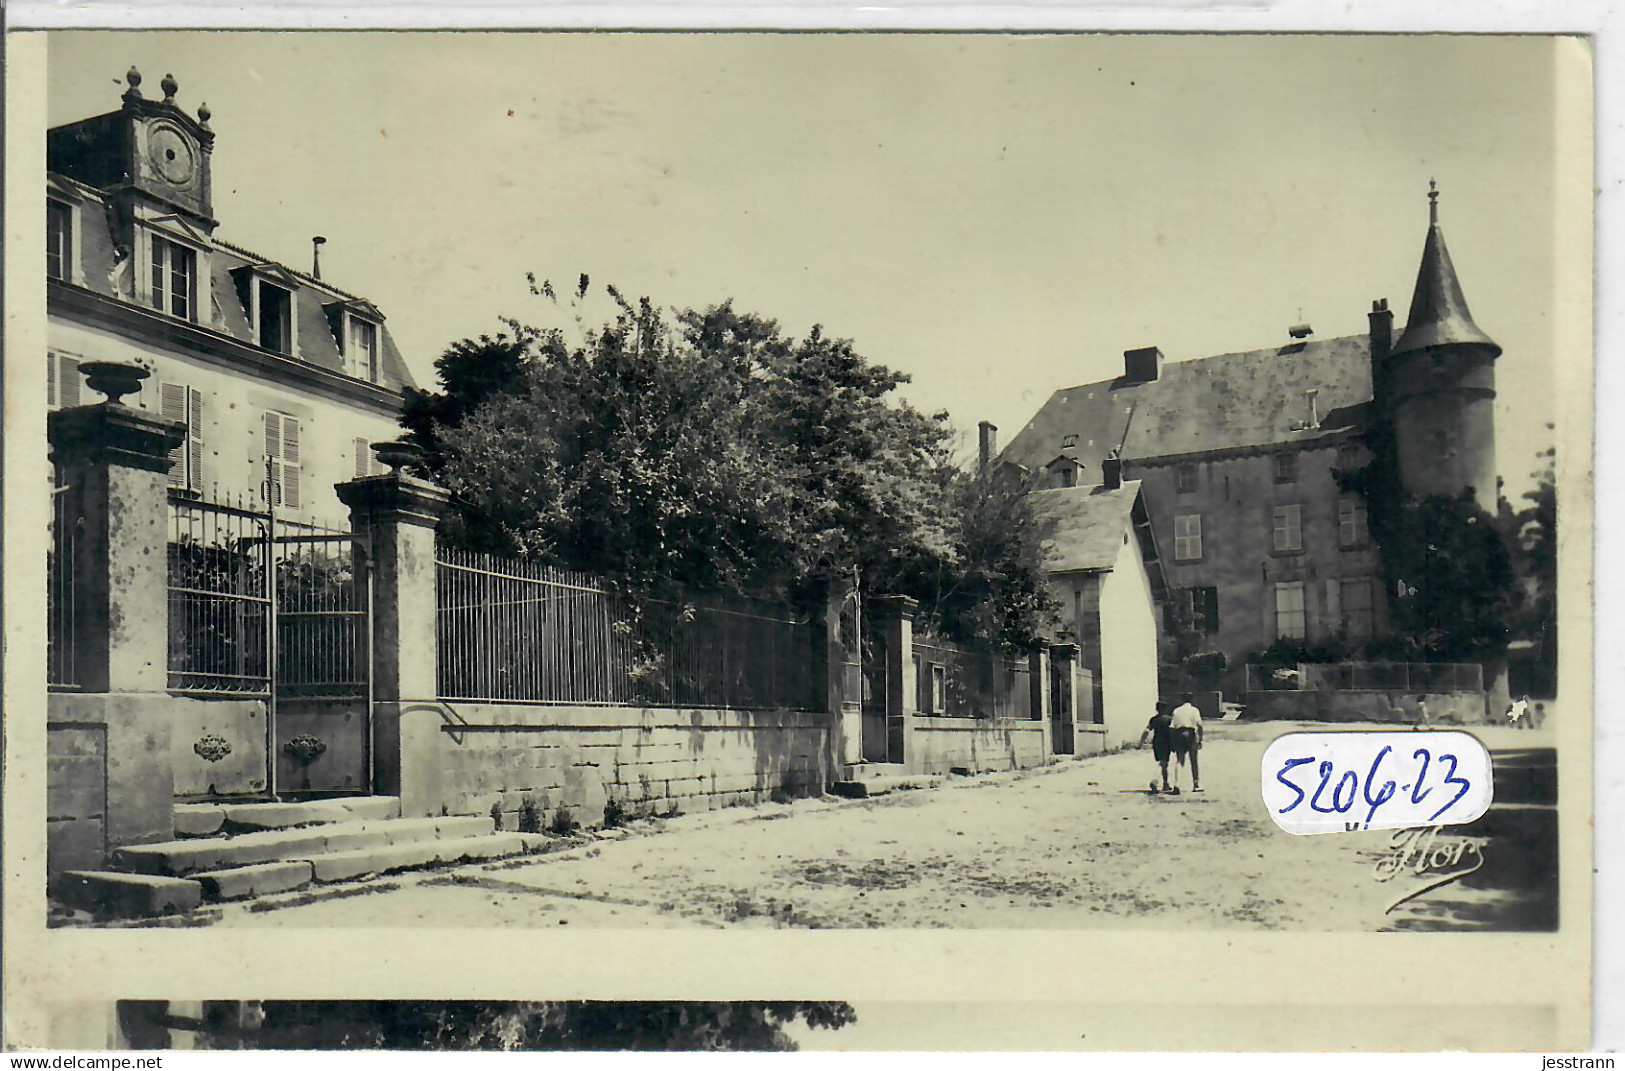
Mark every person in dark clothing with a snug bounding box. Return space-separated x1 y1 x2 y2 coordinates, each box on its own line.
1138 702 1174 793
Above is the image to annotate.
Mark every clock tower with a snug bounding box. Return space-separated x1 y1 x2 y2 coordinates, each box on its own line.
47 66 216 228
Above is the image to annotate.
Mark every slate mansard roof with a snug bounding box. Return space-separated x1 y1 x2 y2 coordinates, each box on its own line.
1000 333 1373 475
46 172 417 397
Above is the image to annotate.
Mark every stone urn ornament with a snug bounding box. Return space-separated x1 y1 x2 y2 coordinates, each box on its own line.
78 360 150 406
370 439 424 474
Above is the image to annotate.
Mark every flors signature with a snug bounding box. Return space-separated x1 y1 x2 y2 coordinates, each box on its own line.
1372 825 1489 914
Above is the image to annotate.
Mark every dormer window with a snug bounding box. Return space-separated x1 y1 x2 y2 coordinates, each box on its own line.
232 263 302 357
326 299 385 384
257 282 293 355
47 200 74 282
349 318 378 382
150 235 194 319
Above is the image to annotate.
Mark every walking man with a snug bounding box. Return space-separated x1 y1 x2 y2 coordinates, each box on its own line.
1169 692 1204 793
1138 701 1174 794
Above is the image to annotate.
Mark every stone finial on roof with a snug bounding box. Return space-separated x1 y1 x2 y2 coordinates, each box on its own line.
197 101 212 128
123 66 143 101
161 72 178 104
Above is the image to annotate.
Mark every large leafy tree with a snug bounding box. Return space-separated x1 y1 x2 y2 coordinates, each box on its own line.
399 282 1054 647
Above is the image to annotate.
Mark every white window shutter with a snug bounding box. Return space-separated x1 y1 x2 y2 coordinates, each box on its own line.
59 356 81 408
282 416 302 510
354 437 370 480
263 411 281 505
187 387 205 493
162 383 188 487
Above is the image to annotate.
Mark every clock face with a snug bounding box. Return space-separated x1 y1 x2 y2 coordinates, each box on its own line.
148 124 196 186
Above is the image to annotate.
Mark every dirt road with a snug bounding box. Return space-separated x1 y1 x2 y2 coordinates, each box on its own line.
207 719 1547 931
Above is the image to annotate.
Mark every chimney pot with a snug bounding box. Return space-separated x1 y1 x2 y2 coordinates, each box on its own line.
311 236 327 280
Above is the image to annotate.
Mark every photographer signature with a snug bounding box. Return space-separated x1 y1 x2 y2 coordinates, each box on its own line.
1373 825 1489 914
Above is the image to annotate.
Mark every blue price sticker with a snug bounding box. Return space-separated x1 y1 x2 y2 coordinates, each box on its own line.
1260 731 1493 835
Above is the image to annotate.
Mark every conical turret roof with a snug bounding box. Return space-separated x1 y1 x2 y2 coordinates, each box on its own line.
1390 182 1501 359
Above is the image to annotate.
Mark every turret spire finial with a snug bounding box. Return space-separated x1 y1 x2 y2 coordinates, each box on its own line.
1428 178 1439 225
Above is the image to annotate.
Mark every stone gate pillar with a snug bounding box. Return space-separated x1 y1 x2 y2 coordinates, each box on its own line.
47 372 188 867
875 595 918 765
336 454 449 816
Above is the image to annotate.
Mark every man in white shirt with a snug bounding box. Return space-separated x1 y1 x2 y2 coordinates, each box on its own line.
1168 692 1204 793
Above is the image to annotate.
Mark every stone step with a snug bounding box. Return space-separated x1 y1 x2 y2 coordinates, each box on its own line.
55 870 203 918
193 860 316 901
114 815 494 877
173 796 401 837
310 834 526 883
832 769 940 799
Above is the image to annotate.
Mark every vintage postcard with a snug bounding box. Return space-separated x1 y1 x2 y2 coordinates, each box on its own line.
2 29 1595 1052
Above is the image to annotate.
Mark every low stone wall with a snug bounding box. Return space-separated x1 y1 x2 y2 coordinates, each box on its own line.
906 716 1050 776
48 692 177 876
384 702 829 828
1240 689 1489 724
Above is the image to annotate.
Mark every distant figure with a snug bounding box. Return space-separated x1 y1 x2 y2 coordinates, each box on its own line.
1168 692 1204 793
1138 701 1174 794
1533 702 1548 729
1412 695 1431 731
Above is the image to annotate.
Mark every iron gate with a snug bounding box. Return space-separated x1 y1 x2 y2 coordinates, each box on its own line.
166 489 371 799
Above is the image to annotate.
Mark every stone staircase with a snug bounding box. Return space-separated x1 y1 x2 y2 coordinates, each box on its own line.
54 796 541 918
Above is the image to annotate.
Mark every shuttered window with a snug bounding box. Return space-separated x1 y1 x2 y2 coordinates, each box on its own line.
47 353 81 410
1272 504 1303 553
1275 582 1307 640
1173 513 1202 561
161 382 205 492
263 411 303 510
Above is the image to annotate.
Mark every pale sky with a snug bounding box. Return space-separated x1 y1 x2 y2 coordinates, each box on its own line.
45 32 1575 493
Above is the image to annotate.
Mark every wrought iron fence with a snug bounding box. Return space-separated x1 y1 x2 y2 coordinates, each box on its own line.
274 521 368 699
435 546 818 709
47 471 79 689
167 491 272 696
1245 661 1485 693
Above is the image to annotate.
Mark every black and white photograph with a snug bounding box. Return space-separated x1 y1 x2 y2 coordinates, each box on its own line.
3 25 1595 1054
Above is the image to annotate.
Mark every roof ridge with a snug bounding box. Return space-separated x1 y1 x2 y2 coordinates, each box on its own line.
211 236 370 304
1051 330 1371 396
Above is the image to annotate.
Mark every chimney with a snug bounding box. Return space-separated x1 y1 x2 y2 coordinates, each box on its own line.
1305 388 1320 429
311 236 327 280
1368 297 1393 361
1102 450 1123 490
978 421 998 474
1288 323 1314 339
1123 346 1164 384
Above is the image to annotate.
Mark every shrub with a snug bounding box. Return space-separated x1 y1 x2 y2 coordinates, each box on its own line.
550 805 580 836
518 796 543 834
602 798 628 829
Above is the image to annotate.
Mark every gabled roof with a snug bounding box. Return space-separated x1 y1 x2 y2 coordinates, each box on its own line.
1029 480 1146 573
1002 333 1372 472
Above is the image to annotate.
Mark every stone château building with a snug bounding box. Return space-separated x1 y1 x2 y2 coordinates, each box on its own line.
1000 185 1504 699
46 68 415 524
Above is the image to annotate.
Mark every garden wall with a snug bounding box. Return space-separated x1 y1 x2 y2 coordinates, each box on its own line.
1240 689 1488 724
388 701 829 827
906 716 1050 776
